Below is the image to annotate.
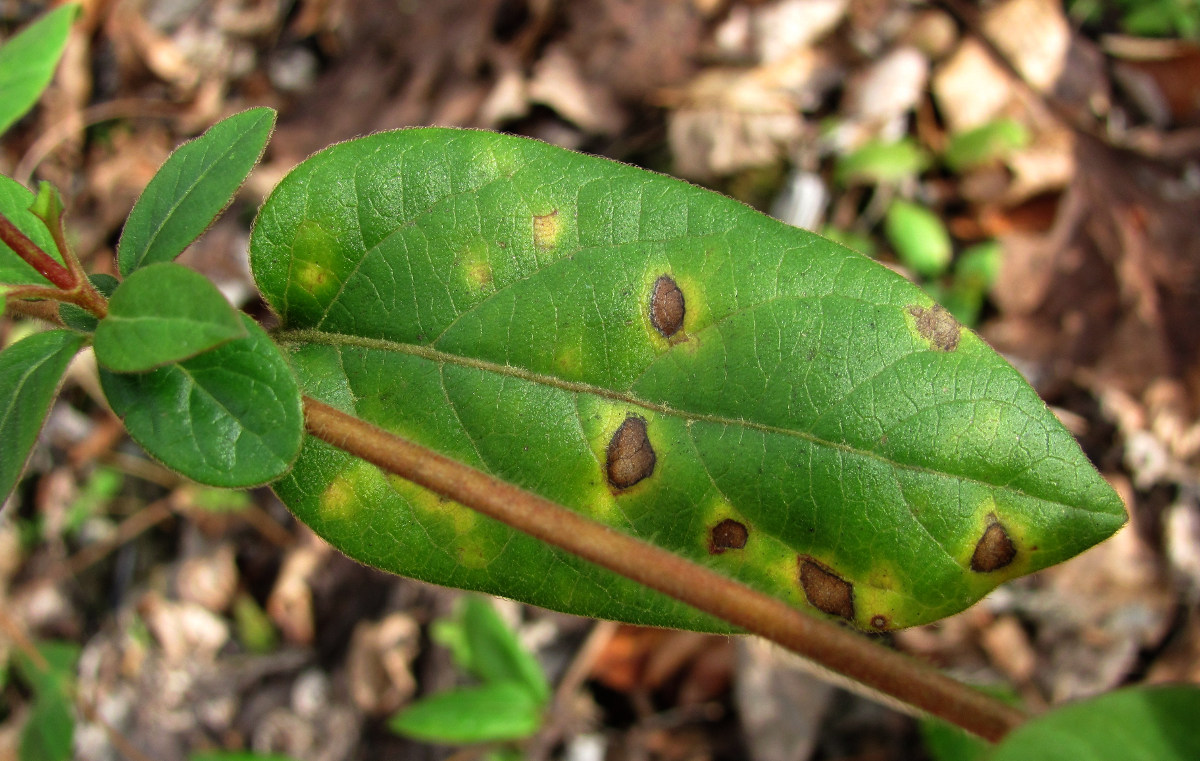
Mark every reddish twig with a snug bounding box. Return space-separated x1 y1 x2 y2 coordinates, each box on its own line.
0 213 75 290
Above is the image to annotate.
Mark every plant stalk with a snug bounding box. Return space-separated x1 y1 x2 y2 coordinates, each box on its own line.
0 211 108 319
0 213 75 290
302 396 1028 742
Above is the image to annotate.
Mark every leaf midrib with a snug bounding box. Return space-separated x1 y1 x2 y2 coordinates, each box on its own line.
277 327 1102 517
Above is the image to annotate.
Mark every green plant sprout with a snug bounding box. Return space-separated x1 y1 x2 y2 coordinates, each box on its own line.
1 7 1198 758
389 596 550 749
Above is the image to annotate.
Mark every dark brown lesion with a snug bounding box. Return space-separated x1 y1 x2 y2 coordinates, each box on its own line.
709 519 748 554
970 517 1017 572
908 304 961 352
606 416 656 489
650 275 685 338
799 556 855 621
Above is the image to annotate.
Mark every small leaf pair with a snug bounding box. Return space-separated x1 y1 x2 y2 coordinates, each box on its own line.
1 106 301 504
91 107 303 488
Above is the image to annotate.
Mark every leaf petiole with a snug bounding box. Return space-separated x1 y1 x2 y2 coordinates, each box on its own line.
0 204 108 320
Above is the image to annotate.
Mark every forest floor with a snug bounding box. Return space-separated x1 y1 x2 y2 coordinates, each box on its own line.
2 1 1199 760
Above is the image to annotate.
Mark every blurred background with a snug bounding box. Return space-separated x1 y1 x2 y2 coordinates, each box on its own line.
1 1 1199 759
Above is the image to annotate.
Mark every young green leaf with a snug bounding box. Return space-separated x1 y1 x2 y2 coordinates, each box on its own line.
885 199 953 278
190 754 299 761
93 262 246 372
388 682 544 744
0 175 65 286
835 138 929 186
0 4 79 137
20 685 74 761
0 329 86 506
14 641 80 761
117 107 276 276
232 592 279 654
459 597 550 703
99 313 302 487
251 129 1125 631
988 685 1200 761
943 119 1030 173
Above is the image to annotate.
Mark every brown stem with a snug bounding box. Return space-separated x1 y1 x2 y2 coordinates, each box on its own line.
302 397 1028 742
2 295 65 325
0 213 75 290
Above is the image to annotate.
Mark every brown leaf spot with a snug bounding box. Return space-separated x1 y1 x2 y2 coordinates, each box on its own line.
606 416 656 489
971 519 1017 572
870 615 889 629
799 557 855 621
650 275 685 337
709 519 748 554
909 304 961 351
533 209 560 249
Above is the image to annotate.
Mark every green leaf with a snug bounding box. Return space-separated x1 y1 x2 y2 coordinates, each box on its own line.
59 273 119 332
64 466 123 535
19 686 74 761
988 685 1200 761
232 592 278 654
885 199 953 278
835 139 929 186
938 241 1004 327
250 128 1125 631
117 107 276 276
93 263 247 372
189 486 252 514
0 329 85 506
0 175 65 286
456 597 550 703
921 718 988 761
0 4 79 137
388 682 544 744
13 640 79 697
189 754 299 761
943 119 1031 173
14 641 80 761
99 313 302 487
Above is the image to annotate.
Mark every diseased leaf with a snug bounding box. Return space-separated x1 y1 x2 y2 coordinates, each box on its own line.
93 263 246 372
388 682 543 744
250 128 1126 631
99 314 302 487
118 107 275 276
0 330 86 506
0 175 65 286
0 4 79 137
988 685 1200 761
